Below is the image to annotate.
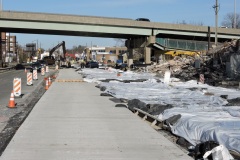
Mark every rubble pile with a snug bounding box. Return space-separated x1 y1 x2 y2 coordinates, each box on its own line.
208 39 240 56
134 39 240 86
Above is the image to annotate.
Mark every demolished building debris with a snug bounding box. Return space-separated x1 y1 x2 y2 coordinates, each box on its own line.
133 39 240 86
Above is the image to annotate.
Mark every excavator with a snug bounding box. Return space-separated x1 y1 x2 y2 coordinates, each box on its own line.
164 50 200 57
42 41 66 65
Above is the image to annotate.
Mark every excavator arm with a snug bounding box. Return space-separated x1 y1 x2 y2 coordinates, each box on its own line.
49 41 66 60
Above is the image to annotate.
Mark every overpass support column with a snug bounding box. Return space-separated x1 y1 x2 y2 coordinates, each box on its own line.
144 36 155 64
144 47 151 64
127 49 133 67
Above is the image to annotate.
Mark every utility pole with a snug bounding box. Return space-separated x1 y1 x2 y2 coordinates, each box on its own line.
234 0 237 28
0 33 2 67
0 0 2 11
213 0 219 46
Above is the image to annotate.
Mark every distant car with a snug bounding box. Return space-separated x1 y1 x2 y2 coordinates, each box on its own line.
136 18 150 22
15 64 25 70
220 26 228 28
30 62 43 72
85 61 99 68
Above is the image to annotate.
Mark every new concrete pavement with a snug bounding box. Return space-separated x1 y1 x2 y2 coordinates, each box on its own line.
0 69 192 160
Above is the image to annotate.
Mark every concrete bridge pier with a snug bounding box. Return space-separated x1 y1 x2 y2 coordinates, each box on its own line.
125 36 155 66
144 36 155 64
127 49 134 67
144 47 151 64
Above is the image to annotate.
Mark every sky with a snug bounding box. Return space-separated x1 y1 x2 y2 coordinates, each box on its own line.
1 0 239 50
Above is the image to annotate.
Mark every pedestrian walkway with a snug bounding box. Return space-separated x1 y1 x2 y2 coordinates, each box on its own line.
0 69 192 160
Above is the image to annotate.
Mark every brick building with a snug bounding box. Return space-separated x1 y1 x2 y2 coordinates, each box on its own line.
0 32 17 63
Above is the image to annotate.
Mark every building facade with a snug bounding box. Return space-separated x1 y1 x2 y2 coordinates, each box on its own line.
84 46 127 63
1 33 17 63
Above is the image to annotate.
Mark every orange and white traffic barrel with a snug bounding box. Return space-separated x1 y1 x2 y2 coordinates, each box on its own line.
27 72 33 86
199 74 205 84
33 69 38 80
13 78 21 97
46 66 49 73
41 67 45 76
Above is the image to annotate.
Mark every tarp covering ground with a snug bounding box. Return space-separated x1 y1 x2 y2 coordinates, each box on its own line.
79 68 240 154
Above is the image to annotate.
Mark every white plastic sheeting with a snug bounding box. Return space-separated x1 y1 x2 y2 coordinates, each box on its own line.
79 68 155 83
158 107 240 153
80 68 240 154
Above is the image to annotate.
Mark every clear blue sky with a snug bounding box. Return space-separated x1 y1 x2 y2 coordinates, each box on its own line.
2 0 239 50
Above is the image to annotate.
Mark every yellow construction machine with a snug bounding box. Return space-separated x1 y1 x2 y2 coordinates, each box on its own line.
164 50 200 57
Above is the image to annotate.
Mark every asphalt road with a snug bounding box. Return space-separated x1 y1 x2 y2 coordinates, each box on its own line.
0 69 44 107
0 68 54 131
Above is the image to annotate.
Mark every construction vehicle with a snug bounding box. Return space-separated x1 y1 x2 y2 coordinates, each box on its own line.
164 50 200 57
41 41 66 65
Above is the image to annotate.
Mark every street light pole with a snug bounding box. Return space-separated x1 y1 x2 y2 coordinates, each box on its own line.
0 0 2 11
213 0 219 46
234 0 237 28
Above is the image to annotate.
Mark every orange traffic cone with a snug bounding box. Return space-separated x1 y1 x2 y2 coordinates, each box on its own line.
48 77 52 86
7 91 16 108
45 79 49 90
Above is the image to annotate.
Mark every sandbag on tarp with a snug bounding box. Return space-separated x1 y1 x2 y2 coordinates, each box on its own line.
127 99 174 115
127 99 148 112
147 104 173 115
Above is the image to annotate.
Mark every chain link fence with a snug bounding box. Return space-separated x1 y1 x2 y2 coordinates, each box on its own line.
156 38 209 51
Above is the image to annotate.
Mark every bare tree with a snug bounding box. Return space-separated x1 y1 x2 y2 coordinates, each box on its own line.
221 13 240 28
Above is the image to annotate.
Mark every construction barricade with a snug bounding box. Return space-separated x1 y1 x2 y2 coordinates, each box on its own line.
27 72 33 86
199 74 205 84
13 78 21 97
41 67 45 76
46 66 49 73
33 69 38 80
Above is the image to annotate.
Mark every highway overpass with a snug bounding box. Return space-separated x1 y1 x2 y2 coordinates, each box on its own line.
0 11 239 64
0 11 239 41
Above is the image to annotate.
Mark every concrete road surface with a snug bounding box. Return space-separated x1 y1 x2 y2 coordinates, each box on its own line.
0 69 192 160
